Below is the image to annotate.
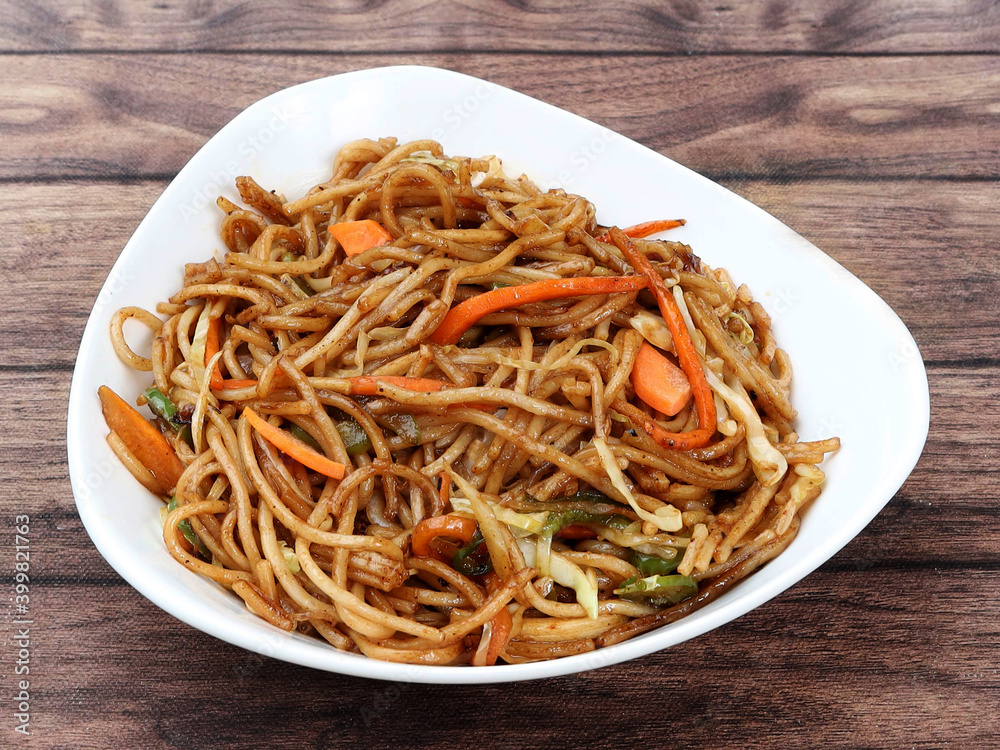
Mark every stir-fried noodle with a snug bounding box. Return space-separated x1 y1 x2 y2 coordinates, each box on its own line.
102 138 839 665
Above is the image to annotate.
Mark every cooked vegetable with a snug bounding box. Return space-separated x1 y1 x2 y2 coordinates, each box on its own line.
328 219 393 256
288 423 321 451
411 514 478 559
630 550 680 576
517 538 599 619
631 342 692 417
453 528 493 576
335 418 372 456
379 413 422 446
430 276 648 346
614 574 698 605
242 408 347 480
472 573 513 666
595 219 685 243
344 376 446 396
98 385 184 495
482 605 513 666
540 509 632 538
205 317 225 390
144 387 193 447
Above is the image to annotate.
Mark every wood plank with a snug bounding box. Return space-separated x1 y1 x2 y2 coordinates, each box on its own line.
1 1 999 54
2 54 999 180
11 568 999 747
1 178 995 369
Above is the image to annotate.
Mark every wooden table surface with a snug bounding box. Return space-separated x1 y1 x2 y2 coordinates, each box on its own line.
2 2 998 747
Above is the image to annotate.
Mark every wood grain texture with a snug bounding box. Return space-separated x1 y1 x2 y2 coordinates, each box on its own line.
2 54 999 180
1 0 999 54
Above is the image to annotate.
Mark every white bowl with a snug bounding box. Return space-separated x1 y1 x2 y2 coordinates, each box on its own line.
66 65 930 684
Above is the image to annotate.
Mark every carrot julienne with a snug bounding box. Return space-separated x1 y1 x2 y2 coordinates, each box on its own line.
610 227 717 451
215 378 260 390
430 275 648 346
475 573 514 666
206 317 225 390
595 219 685 244
242 407 347 480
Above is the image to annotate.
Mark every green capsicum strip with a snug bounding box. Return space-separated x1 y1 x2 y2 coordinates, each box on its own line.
614 574 698 605
629 550 680 576
380 413 422 446
289 423 322 451
452 528 493 576
144 387 193 447
540 509 633 538
335 419 372 456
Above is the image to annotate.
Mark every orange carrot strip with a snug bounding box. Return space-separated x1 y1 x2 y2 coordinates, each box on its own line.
98 385 185 495
610 227 716 451
477 572 514 666
328 220 393 257
484 604 513 666
205 317 225 390
631 342 692 417
215 378 260 390
430 275 648 346
411 514 478 559
439 471 450 512
243 407 347 480
345 375 447 396
595 219 685 243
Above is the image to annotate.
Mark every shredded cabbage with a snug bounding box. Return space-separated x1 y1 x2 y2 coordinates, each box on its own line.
516 538 598 619
277 540 300 573
703 368 787 486
400 151 462 172
304 275 333 293
471 155 503 187
188 304 211 387
629 310 675 353
448 494 546 535
593 437 683 532
724 311 756 346
351 330 370 377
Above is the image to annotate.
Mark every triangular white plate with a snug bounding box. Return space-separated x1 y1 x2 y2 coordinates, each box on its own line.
67 65 930 684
